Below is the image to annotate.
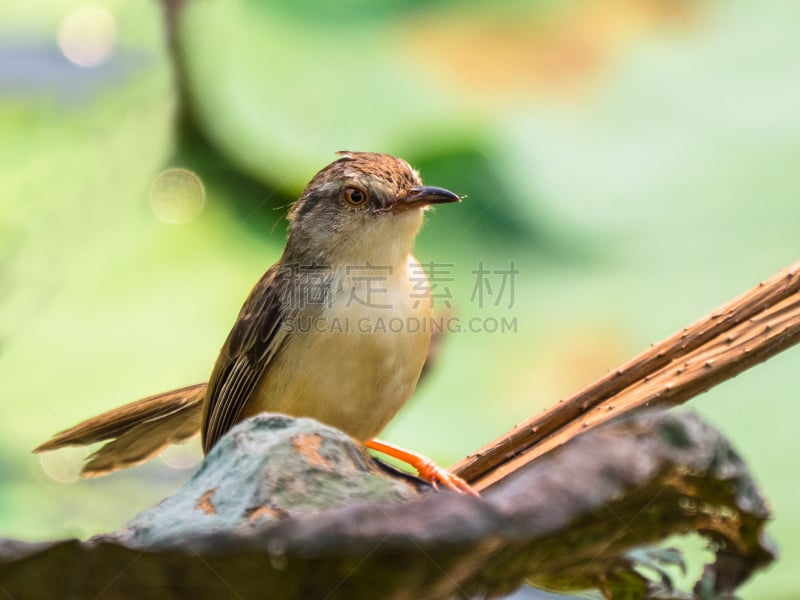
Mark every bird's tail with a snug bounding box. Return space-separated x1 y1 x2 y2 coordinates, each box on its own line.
33 383 207 477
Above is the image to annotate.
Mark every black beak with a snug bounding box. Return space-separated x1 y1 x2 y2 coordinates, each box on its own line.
392 185 462 213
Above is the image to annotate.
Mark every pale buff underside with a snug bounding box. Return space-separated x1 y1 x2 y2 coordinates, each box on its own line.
242 256 433 441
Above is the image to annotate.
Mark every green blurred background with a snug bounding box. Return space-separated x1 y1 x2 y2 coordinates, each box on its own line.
1 0 798 597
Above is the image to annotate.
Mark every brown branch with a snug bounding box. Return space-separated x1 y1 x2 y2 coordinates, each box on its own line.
452 260 800 491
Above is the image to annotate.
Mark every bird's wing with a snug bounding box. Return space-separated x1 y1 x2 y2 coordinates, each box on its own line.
201 264 290 453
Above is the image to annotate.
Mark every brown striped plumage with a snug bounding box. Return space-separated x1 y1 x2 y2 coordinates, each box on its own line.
35 152 469 493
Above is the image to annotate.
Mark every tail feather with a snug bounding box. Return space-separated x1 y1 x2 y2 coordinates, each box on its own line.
81 400 203 477
34 383 207 477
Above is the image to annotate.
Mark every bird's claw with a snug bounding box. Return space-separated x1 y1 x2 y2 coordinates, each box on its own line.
416 459 480 497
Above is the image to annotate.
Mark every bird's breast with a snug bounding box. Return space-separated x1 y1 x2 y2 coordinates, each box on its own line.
245 256 434 440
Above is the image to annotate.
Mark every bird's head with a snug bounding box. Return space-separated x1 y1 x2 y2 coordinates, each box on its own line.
285 152 461 266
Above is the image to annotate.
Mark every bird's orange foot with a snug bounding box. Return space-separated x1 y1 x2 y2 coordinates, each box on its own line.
366 438 480 497
415 457 480 496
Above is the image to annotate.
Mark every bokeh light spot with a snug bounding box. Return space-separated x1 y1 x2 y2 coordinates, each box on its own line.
57 3 117 68
159 439 202 470
150 168 206 224
38 446 86 483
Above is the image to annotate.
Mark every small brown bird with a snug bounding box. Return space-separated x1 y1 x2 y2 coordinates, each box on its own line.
35 152 476 495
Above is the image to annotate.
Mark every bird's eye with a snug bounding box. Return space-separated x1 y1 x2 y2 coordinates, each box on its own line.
342 186 368 206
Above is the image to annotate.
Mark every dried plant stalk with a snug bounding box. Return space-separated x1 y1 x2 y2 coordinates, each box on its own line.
453 261 800 491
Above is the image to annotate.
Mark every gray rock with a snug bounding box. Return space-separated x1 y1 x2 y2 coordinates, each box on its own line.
116 415 421 546
0 411 775 600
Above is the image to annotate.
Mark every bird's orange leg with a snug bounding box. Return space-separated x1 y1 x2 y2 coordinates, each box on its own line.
365 438 480 497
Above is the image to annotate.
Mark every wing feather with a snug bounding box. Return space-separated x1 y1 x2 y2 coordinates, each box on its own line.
201 265 289 452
